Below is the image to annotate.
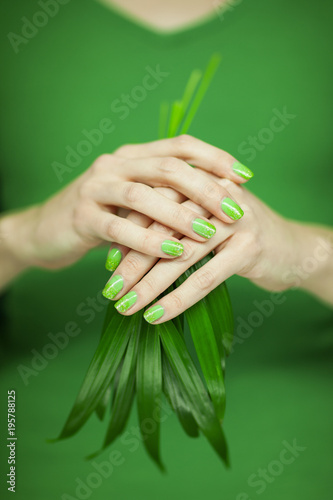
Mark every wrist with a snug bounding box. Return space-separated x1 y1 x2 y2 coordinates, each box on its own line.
0 206 40 289
281 220 333 300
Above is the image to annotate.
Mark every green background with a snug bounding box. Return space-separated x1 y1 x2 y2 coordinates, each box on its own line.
0 0 332 499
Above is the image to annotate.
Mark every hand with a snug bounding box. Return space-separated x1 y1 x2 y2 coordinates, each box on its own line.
0 136 252 279
103 172 333 320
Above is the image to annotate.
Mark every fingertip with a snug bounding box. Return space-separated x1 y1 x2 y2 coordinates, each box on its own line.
161 239 184 257
192 218 216 239
105 247 122 271
220 197 244 221
232 161 254 181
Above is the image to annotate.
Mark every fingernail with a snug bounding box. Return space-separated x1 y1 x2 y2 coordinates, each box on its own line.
232 161 254 180
102 275 124 300
143 304 165 324
161 240 184 256
221 197 244 221
105 248 122 271
192 218 216 239
114 291 137 313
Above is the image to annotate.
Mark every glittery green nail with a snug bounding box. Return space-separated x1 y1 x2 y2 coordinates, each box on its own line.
102 275 124 300
161 240 184 256
192 218 216 239
221 197 244 221
232 161 254 180
105 248 122 271
143 305 164 324
114 291 137 313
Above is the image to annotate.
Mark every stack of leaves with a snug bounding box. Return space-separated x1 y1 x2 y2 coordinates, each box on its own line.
55 54 234 470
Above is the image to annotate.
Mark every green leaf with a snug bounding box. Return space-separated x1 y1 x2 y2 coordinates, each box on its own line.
101 300 116 336
176 69 202 133
159 321 229 466
182 253 234 357
57 313 135 440
180 53 221 134
102 316 141 448
94 302 117 420
204 282 234 357
136 320 164 470
167 100 183 138
95 384 112 421
158 101 169 139
176 257 226 421
162 352 199 438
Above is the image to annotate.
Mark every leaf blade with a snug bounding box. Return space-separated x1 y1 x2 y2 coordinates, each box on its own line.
57 313 134 439
162 351 199 438
159 321 229 466
102 315 141 448
136 320 164 470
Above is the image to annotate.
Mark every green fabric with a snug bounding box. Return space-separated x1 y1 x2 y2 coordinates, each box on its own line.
0 0 332 499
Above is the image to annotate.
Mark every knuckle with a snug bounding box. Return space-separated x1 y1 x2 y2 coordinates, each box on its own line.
142 276 157 295
150 221 173 235
123 254 142 274
105 218 123 242
114 144 135 157
168 292 184 311
173 134 195 153
191 268 216 291
169 205 189 226
138 232 152 253
219 178 242 196
91 154 112 173
158 156 182 175
78 179 95 200
123 183 147 203
178 241 196 262
203 181 221 200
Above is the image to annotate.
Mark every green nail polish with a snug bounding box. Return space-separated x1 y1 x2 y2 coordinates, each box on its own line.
232 161 254 180
221 197 244 221
102 275 124 300
114 291 137 313
143 305 165 324
192 218 216 239
161 240 184 256
105 248 122 271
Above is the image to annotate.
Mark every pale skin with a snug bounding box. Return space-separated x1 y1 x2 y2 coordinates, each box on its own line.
0 1 332 320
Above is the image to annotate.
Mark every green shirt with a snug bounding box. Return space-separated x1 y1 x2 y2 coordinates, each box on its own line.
0 0 332 499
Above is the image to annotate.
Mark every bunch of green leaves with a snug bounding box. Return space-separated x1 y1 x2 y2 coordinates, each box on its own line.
55 54 234 470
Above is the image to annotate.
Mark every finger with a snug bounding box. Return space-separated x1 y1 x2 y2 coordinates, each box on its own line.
115 135 254 183
112 217 235 313
93 180 219 240
110 185 229 287
105 187 186 271
87 207 185 262
105 244 129 272
142 244 240 323
119 158 244 223
110 219 175 283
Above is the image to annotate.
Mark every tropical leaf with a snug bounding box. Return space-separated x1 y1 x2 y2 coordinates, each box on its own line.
136 319 164 470
162 351 199 438
57 313 135 440
182 254 234 358
159 320 229 466
95 384 112 421
158 101 169 139
102 316 141 448
180 53 221 134
176 257 226 421
56 54 234 470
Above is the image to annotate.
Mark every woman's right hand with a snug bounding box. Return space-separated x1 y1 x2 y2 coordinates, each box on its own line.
0 135 252 278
